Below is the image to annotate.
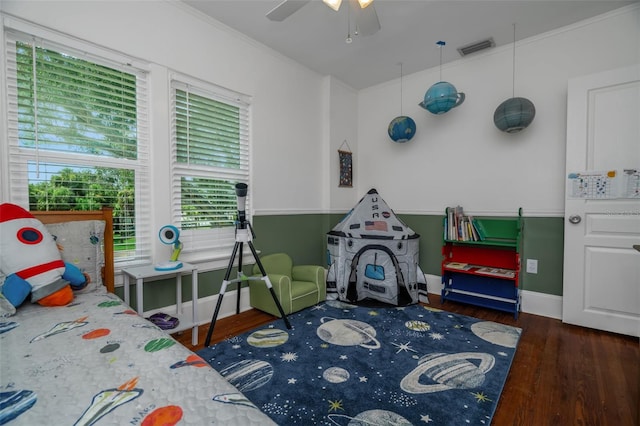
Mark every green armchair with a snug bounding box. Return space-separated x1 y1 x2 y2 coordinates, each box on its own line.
250 253 326 317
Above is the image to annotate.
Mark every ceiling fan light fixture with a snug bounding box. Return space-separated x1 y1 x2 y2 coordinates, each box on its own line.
358 0 373 8
323 0 342 12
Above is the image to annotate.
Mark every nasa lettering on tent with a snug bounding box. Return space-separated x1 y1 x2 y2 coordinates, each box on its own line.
326 188 428 306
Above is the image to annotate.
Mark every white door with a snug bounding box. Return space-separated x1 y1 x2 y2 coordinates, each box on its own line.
563 65 640 337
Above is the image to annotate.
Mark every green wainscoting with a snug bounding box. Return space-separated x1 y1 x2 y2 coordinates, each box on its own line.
519 217 565 296
117 213 564 312
252 214 330 266
397 214 444 275
254 214 565 297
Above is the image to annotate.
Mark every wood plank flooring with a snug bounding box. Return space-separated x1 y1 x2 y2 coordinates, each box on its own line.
172 298 639 426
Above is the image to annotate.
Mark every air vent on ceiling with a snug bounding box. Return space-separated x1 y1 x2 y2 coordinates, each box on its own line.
457 38 495 56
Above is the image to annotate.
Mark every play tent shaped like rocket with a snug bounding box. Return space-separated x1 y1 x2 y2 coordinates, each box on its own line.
326 189 428 306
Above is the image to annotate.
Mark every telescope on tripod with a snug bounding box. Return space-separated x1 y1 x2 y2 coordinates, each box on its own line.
235 183 248 228
204 183 291 347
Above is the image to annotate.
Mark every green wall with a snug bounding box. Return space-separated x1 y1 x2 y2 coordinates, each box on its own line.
252 213 565 296
252 214 330 266
117 214 336 312
519 217 565 296
118 213 564 311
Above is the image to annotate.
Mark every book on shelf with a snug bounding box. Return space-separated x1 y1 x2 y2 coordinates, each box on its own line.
468 216 484 241
445 206 484 242
444 262 473 270
475 267 516 278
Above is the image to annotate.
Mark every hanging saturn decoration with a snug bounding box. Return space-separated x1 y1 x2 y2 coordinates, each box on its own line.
419 41 465 115
388 62 416 143
493 24 536 133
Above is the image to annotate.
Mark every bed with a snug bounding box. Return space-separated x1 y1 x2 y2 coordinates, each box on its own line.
0 207 276 426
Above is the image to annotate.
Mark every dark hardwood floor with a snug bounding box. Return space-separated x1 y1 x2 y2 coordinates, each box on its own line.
173 298 639 426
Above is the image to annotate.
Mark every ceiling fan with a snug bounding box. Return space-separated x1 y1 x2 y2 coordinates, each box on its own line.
266 0 381 36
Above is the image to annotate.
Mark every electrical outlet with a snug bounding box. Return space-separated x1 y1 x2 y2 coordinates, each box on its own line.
526 259 538 274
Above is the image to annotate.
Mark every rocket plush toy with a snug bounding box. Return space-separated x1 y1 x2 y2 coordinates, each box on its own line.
0 203 88 307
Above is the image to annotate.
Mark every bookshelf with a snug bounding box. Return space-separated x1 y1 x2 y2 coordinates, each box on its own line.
441 207 523 318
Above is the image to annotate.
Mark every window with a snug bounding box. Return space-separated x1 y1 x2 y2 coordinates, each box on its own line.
4 29 151 264
170 77 250 254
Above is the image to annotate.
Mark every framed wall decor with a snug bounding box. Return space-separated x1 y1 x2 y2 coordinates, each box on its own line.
338 141 352 188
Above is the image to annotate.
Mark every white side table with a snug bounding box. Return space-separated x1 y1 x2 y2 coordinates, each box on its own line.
122 262 199 346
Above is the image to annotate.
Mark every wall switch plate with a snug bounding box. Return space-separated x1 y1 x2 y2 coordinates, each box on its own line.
526 259 538 274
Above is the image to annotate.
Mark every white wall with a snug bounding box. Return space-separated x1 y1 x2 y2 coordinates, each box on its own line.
355 6 640 216
0 0 328 220
326 76 359 212
2 2 638 222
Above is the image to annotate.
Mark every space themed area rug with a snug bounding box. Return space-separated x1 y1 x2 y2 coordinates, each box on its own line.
197 301 522 425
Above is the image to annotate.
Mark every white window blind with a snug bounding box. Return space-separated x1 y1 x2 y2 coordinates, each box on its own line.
170 77 251 253
4 28 152 265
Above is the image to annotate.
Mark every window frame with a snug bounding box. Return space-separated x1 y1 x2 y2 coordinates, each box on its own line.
169 73 252 257
3 22 152 267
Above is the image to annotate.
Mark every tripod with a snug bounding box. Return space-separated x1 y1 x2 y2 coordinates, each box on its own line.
204 219 291 347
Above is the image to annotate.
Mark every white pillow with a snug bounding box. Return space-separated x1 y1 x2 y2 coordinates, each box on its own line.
0 290 16 318
45 220 106 293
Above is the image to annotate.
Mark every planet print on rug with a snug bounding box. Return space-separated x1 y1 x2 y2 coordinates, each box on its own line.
323 367 350 384
198 303 521 425
219 359 274 392
316 317 381 349
400 352 495 393
328 409 412 425
471 321 521 348
246 328 289 348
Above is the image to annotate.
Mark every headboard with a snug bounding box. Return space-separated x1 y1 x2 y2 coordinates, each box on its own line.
32 207 115 294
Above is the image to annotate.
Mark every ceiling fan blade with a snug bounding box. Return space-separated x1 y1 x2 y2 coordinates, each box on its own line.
266 0 311 21
354 3 380 36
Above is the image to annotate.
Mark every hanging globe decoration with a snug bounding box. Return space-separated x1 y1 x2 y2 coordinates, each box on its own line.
493 24 536 134
388 115 416 143
418 41 465 115
493 97 536 133
387 62 416 143
419 81 466 115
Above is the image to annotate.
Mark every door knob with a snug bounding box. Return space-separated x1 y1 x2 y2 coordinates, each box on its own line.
568 215 582 224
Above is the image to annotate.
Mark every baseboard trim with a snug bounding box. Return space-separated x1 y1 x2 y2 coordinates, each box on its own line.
144 286 254 326
520 289 562 319
147 278 563 325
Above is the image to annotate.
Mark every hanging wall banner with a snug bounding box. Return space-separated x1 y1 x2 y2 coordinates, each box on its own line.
338 150 352 187
338 140 353 187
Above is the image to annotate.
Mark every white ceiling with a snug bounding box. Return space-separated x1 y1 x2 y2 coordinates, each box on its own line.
182 0 636 90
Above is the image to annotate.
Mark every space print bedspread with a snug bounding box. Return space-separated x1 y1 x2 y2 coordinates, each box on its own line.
0 290 276 425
